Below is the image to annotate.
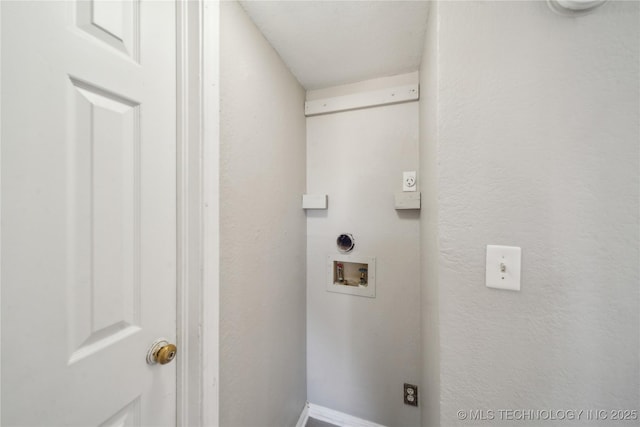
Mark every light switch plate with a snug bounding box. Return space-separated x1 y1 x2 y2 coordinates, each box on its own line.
486 245 521 291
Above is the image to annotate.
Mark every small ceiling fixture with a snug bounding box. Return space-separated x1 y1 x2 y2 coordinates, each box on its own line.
547 0 608 15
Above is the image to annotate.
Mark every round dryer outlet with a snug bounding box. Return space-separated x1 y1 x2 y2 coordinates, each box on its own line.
336 234 355 253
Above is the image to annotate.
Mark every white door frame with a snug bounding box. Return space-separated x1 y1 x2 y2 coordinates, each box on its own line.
176 1 220 426
0 2 3 423
0 1 219 425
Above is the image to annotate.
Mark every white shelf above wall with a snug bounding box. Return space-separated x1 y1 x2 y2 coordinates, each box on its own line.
305 84 419 116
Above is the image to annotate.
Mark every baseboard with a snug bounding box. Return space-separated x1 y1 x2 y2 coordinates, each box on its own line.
307 403 388 427
295 402 310 427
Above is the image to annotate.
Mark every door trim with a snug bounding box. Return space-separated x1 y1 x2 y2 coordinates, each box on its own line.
0 2 3 422
176 1 219 426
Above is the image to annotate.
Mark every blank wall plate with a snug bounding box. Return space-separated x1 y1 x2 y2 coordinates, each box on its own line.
395 192 421 209
302 194 328 209
486 245 521 291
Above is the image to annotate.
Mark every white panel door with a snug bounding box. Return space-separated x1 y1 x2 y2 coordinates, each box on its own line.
1 1 177 425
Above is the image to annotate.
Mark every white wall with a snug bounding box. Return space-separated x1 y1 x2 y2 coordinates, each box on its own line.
219 1 307 426
421 1 639 426
306 74 421 426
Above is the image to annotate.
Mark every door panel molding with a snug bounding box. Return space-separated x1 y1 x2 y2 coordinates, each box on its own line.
76 0 140 62
99 396 141 427
66 76 142 364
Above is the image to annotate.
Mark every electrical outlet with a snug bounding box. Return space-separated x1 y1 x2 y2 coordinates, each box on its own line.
402 171 417 192
404 383 418 407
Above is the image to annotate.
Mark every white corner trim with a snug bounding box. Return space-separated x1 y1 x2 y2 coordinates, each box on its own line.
201 0 221 426
176 1 203 425
304 84 419 116
307 403 388 427
176 0 220 426
0 3 3 422
295 402 310 427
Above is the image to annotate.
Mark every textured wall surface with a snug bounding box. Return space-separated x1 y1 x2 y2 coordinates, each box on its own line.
419 2 440 426
428 1 640 426
219 1 307 426
306 77 421 426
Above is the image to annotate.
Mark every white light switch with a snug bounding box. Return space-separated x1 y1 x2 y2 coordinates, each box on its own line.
486 245 521 291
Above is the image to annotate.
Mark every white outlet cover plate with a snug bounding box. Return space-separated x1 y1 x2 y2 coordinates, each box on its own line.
403 171 417 192
486 245 521 291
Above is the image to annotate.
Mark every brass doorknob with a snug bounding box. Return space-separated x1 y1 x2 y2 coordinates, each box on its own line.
146 339 177 365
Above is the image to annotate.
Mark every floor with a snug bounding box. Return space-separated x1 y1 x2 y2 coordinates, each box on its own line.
306 417 339 427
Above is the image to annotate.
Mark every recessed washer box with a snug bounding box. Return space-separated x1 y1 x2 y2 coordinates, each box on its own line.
326 254 376 298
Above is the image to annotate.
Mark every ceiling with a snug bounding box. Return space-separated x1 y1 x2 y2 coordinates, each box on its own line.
238 1 431 90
